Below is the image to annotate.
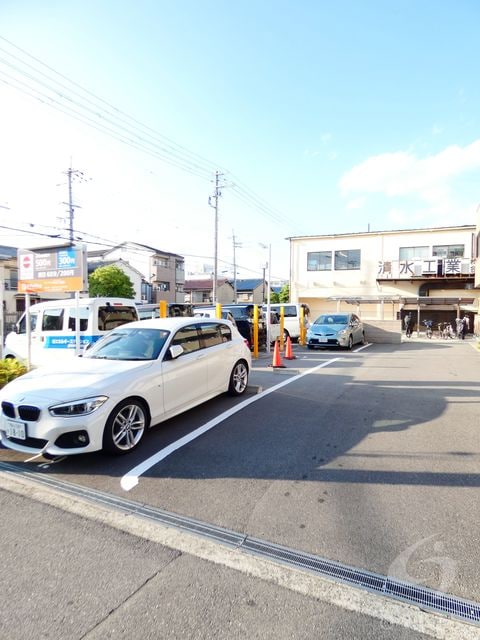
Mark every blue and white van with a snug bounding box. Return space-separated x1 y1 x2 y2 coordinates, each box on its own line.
4 297 138 368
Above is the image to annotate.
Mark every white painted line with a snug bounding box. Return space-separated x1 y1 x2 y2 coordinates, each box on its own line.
24 454 43 463
121 356 344 491
353 342 371 352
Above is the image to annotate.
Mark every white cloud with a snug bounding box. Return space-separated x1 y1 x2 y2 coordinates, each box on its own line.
346 197 366 210
339 141 480 208
303 149 320 157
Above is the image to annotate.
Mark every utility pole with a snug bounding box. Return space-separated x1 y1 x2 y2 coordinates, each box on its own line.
62 166 89 244
208 170 223 303
231 230 242 303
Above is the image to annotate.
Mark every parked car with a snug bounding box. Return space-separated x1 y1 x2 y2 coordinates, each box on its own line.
136 303 194 319
192 306 237 326
262 303 310 341
221 304 269 350
306 313 365 350
0 317 251 457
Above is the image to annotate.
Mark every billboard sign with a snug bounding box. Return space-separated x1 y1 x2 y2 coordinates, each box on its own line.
18 245 87 293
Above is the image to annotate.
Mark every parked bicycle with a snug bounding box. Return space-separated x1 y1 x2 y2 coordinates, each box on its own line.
423 319 433 338
438 321 455 339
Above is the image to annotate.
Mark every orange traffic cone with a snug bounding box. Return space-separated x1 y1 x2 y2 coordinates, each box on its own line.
284 335 296 360
269 339 286 368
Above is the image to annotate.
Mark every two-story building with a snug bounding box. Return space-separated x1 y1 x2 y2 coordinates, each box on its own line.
184 278 235 304
88 241 185 304
289 225 479 335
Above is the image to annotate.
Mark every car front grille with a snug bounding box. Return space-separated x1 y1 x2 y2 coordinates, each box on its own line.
18 405 41 421
1 402 41 422
1 402 15 418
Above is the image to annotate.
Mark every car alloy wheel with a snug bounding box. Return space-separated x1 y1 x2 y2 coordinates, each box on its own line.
103 398 148 454
347 335 353 350
228 360 249 396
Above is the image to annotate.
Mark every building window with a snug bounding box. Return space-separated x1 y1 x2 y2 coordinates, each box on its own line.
307 251 331 271
334 250 361 270
153 257 169 268
399 246 429 260
156 282 170 291
432 244 464 258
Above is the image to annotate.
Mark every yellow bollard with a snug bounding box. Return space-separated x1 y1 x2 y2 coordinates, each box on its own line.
299 306 306 345
159 300 168 318
279 305 285 351
216 302 222 319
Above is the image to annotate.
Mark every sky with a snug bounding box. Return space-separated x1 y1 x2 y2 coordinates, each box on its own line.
1 1 479 282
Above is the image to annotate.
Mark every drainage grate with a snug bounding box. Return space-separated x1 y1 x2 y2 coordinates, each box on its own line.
243 537 480 624
1 461 479 626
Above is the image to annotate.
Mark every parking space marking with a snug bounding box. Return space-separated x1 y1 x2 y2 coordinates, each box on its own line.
24 454 43 463
121 354 349 491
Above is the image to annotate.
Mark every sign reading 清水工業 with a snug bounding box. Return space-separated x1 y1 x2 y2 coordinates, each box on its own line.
18 245 87 293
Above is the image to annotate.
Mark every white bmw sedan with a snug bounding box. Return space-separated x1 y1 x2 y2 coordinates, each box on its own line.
0 317 251 456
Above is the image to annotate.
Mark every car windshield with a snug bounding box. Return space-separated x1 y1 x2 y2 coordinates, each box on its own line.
224 307 247 319
314 315 349 325
85 328 169 360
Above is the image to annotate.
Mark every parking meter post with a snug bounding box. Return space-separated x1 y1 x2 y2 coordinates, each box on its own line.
279 306 285 350
216 303 222 319
253 304 259 359
159 300 168 318
25 293 31 371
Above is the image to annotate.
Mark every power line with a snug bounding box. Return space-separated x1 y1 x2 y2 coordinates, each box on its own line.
0 35 221 175
0 34 307 235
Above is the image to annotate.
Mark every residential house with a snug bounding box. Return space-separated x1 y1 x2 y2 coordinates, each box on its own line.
184 278 234 304
88 241 185 303
233 278 267 304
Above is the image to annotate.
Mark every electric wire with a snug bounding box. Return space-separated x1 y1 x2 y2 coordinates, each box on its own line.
0 34 304 234
0 70 212 181
0 35 223 175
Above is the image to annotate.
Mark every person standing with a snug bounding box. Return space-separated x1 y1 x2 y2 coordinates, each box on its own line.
455 317 463 338
404 313 412 337
461 316 468 340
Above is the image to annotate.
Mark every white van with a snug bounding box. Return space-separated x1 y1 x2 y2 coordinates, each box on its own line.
263 303 310 341
4 298 138 368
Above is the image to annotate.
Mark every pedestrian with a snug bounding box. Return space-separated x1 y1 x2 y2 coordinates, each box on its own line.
455 317 463 339
404 313 412 337
461 316 468 340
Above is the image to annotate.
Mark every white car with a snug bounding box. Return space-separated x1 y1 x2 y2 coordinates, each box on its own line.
0 317 251 457
192 306 237 326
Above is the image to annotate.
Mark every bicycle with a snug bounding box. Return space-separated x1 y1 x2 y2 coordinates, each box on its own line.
423 320 433 338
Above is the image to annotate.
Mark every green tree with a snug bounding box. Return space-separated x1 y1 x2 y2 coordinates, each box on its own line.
89 265 135 298
269 283 289 303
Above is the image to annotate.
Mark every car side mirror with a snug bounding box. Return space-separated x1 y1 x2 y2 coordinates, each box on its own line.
169 344 184 359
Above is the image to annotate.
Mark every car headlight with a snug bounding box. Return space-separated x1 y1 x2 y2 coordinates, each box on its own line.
49 396 108 417
337 329 347 336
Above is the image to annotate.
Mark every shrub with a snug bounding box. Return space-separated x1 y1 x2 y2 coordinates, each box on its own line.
0 358 28 389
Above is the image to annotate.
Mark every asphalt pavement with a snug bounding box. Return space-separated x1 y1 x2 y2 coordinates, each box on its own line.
1 338 480 639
